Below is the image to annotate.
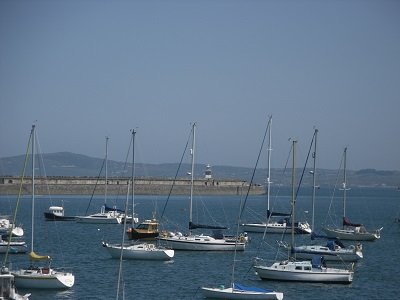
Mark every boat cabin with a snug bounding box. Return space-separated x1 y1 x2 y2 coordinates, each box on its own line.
48 206 64 217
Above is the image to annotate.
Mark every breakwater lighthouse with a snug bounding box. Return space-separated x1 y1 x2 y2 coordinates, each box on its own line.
204 164 212 179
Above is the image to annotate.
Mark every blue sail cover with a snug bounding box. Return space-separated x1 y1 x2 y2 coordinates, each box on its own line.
233 283 273 293
311 256 323 268
104 204 124 213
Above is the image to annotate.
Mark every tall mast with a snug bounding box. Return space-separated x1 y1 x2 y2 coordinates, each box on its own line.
291 139 297 251
105 136 109 205
189 123 196 233
131 129 136 226
342 147 348 223
266 116 272 213
311 129 318 232
30 124 36 253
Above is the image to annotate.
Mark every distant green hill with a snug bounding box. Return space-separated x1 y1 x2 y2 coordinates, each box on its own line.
0 152 399 188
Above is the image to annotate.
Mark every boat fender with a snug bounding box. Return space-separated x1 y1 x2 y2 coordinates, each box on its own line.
239 234 245 243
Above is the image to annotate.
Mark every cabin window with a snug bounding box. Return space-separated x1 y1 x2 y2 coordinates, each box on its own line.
304 267 311 271
8 179 13 184
295 266 302 270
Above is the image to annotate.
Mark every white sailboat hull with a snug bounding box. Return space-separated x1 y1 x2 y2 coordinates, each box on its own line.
159 234 245 251
0 241 28 254
76 214 122 224
12 269 75 289
103 242 174 260
254 261 353 283
322 227 380 241
201 287 283 300
241 222 311 234
293 245 362 262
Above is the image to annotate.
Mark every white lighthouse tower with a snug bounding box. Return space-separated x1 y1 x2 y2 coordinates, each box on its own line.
204 164 213 180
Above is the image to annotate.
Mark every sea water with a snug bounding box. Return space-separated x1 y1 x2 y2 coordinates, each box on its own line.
1 187 399 299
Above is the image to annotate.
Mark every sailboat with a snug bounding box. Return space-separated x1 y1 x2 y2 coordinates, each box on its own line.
291 130 363 262
102 129 174 261
158 123 246 251
12 124 75 289
322 148 382 241
201 178 283 300
1 152 31 299
125 129 159 241
76 137 124 224
253 140 354 284
241 116 311 235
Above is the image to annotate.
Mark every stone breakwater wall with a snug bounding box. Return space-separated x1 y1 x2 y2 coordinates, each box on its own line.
0 176 265 196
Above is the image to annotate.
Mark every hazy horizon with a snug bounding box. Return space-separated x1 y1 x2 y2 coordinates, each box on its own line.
1 1 399 171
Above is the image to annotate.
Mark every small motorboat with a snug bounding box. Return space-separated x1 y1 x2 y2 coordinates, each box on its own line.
102 241 174 261
44 206 76 221
126 218 159 240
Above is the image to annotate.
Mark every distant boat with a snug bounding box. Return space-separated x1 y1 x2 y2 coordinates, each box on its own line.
158 123 246 251
103 129 174 261
201 283 283 300
126 218 159 240
76 205 122 224
0 237 27 254
12 124 75 289
253 140 354 284
76 137 125 225
0 217 24 238
241 116 311 235
322 148 382 241
292 238 363 262
44 206 76 221
103 241 174 261
291 129 363 262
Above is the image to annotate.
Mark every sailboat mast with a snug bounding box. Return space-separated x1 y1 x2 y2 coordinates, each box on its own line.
189 123 196 234
117 181 130 300
131 129 136 226
343 147 347 222
291 140 297 251
30 124 35 253
311 129 318 232
266 116 272 213
105 136 109 205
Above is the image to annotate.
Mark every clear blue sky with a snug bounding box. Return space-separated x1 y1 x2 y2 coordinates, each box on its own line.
0 0 399 170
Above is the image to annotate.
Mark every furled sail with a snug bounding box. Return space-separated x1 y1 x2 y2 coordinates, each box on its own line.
29 251 50 261
189 221 227 230
343 217 362 227
267 209 291 218
233 283 274 293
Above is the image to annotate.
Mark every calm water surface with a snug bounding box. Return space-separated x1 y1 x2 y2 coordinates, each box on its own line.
1 187 399 299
